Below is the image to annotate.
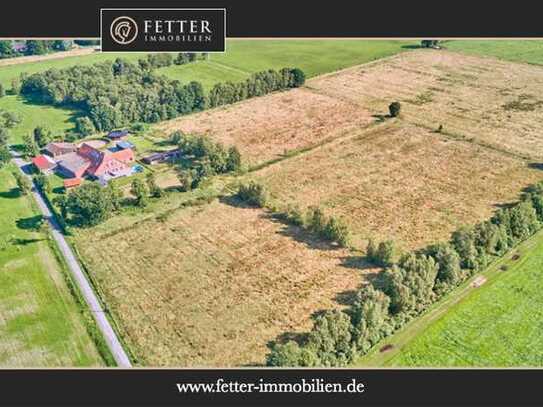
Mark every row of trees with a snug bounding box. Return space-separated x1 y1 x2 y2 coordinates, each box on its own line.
0 40 73 59
235 182 350 247
207 68 305 108
20 58 306 136
267 181 543 366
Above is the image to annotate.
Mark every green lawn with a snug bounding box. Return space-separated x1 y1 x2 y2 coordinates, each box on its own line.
357 230 543 367
0 165 103 366
0 95 79 145
157 39 415 90
445 40 543 66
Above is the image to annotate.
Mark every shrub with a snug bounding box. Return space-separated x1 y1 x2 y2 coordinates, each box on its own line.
369 240 399 267
237 182 268 207
323 216 351 247
0 84 4 98
130 178 149 207
389 101 401 117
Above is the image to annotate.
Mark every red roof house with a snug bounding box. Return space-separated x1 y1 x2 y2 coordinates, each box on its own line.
78 143 134 178
32 155 56 173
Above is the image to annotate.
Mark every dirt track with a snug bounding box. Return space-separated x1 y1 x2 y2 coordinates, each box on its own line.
0 47 97 67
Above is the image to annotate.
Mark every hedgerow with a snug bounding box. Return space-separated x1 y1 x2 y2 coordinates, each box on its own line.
266 179 543 366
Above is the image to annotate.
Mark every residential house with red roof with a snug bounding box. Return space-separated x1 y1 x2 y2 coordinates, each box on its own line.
32 154 56 174
55 143 135 182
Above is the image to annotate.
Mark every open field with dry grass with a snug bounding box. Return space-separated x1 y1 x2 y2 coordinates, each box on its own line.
156 88 374 167
308 50 543 160
73 200 365 366
71 48 543 367
254 121 542 249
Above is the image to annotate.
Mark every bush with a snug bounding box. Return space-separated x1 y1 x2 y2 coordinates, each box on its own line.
130 178 149 207
389 101 401 117
323 216 351 247
237 182 268 207
0 84 4 98
368 240 399 267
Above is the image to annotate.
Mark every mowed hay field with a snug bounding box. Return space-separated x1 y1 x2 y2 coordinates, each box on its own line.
0 167 102 366
308 49 543 160
254 122 542 249
73 200 364 366
157 88 375 166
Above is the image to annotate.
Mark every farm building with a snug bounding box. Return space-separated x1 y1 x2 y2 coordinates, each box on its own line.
107 129 130 140
142 149 180 165
116 140 135 150
32 155 56 174
63 178 82 189
43 142 77 158
55 143 135 180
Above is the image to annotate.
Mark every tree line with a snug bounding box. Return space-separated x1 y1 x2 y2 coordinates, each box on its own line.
266 180 543 366
19 57 306 137
0 40 73 59
235 182 350 247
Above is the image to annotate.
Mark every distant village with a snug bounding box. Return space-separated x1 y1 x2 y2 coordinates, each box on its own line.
31 129 179 190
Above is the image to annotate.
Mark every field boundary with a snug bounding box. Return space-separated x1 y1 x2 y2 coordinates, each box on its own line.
355 228 543 367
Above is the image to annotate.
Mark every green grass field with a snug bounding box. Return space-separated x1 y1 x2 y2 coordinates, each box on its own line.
0 95 79 145
0 40 414 144
157 39 414 89
0 166 103 366
357 230 543 367
445 40 543 65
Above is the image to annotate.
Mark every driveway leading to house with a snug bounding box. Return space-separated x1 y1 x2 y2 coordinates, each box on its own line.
10 152 132 368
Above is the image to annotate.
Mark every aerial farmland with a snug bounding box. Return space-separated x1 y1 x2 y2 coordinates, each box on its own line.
3 40 543 368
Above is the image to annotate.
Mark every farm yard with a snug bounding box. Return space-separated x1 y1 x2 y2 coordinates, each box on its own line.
0 167 102 366
72 200 365 366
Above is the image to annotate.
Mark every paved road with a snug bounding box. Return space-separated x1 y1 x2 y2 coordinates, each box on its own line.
11 154 132 367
